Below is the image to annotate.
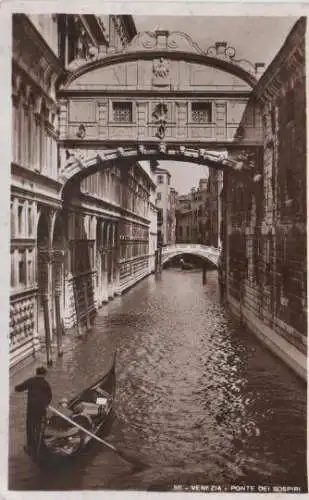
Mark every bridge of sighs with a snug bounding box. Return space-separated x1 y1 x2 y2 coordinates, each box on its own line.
57 29 263 192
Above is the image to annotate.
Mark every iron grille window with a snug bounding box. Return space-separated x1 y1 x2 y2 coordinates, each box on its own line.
113 102 133 123
191 102 212 123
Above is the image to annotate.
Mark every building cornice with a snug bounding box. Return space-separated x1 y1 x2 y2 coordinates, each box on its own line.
11 162 62 193
13 14 64 75
73 194 150 225
12 60 59 113
11 184 62 209
153 167 171 178
252 17 306 103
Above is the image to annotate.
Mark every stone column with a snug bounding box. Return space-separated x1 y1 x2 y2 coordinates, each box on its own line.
12 197 18 239
53 250 65 357
58 100 68 141
114 225 120 295
110 224 116 296
106 224 112 298
176 101 188 139
223 171 229 303
96 238 102 307
136 101 148 139
102 222 109 303
98 101 108 139
38 249 53 366
24 199 29 238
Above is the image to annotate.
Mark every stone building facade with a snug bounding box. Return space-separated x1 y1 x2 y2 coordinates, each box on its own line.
10 14 157 368
168 187 178 245
205 169 223 248
153 166 176 246
175 179 210 244
223 17 306 379
139 160 158 272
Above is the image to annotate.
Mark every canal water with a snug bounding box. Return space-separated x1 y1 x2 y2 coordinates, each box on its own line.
9 269 307 491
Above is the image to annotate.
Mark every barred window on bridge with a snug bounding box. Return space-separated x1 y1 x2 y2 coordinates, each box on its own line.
191 102 212 123
112 102 133 123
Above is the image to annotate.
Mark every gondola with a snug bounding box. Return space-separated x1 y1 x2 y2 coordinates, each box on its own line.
180 260 195 270
181 262 195 270
38 359 116 461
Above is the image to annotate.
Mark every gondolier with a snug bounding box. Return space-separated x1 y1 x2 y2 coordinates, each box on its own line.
15 366 52 456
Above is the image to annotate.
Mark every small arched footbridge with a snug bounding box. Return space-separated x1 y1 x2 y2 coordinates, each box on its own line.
161 244 221 267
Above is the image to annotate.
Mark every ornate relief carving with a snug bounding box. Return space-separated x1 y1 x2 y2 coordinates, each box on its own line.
167 31 203 54
127 31 157 51
76 123 86 139
206 42 257 76
128 31 203 54
152 58 170 87
123 31 258 81
152 102 168 139
61 148 103 173
10 297 35 346
60 149 88 177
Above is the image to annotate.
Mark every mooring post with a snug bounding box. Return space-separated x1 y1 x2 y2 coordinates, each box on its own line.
42 295 53 366
84 282 91 331
54 291 63 357
202 265 207 284
74 283 83 338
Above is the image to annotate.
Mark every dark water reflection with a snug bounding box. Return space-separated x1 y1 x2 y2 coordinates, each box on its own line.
9 269 307 491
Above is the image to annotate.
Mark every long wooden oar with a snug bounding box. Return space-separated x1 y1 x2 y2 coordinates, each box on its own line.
48 405 147 470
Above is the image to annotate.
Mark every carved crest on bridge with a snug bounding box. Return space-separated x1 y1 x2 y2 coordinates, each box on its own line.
152 58 170 87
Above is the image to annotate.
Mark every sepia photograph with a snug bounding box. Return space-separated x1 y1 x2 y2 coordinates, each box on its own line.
8 10 307 493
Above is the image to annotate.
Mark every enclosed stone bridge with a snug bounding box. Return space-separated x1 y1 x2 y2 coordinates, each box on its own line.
161 244 220 267
57 28 263 196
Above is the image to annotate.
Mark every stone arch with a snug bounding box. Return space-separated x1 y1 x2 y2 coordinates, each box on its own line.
52 211 66 248
163 250 219 268
162 244 220 267
51 211 66 350
60 146 256 202
37 210 50 250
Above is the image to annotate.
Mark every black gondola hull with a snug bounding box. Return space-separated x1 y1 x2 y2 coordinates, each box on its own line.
35 360 116 464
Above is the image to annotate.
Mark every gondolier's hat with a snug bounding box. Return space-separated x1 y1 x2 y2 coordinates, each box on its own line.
36 366 47 376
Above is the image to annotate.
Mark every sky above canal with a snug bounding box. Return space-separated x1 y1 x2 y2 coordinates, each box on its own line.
134 16 297 195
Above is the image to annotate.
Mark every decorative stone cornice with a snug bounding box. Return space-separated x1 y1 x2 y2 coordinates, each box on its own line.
61 30 259 90
12 14 64 100
253 17 305 103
